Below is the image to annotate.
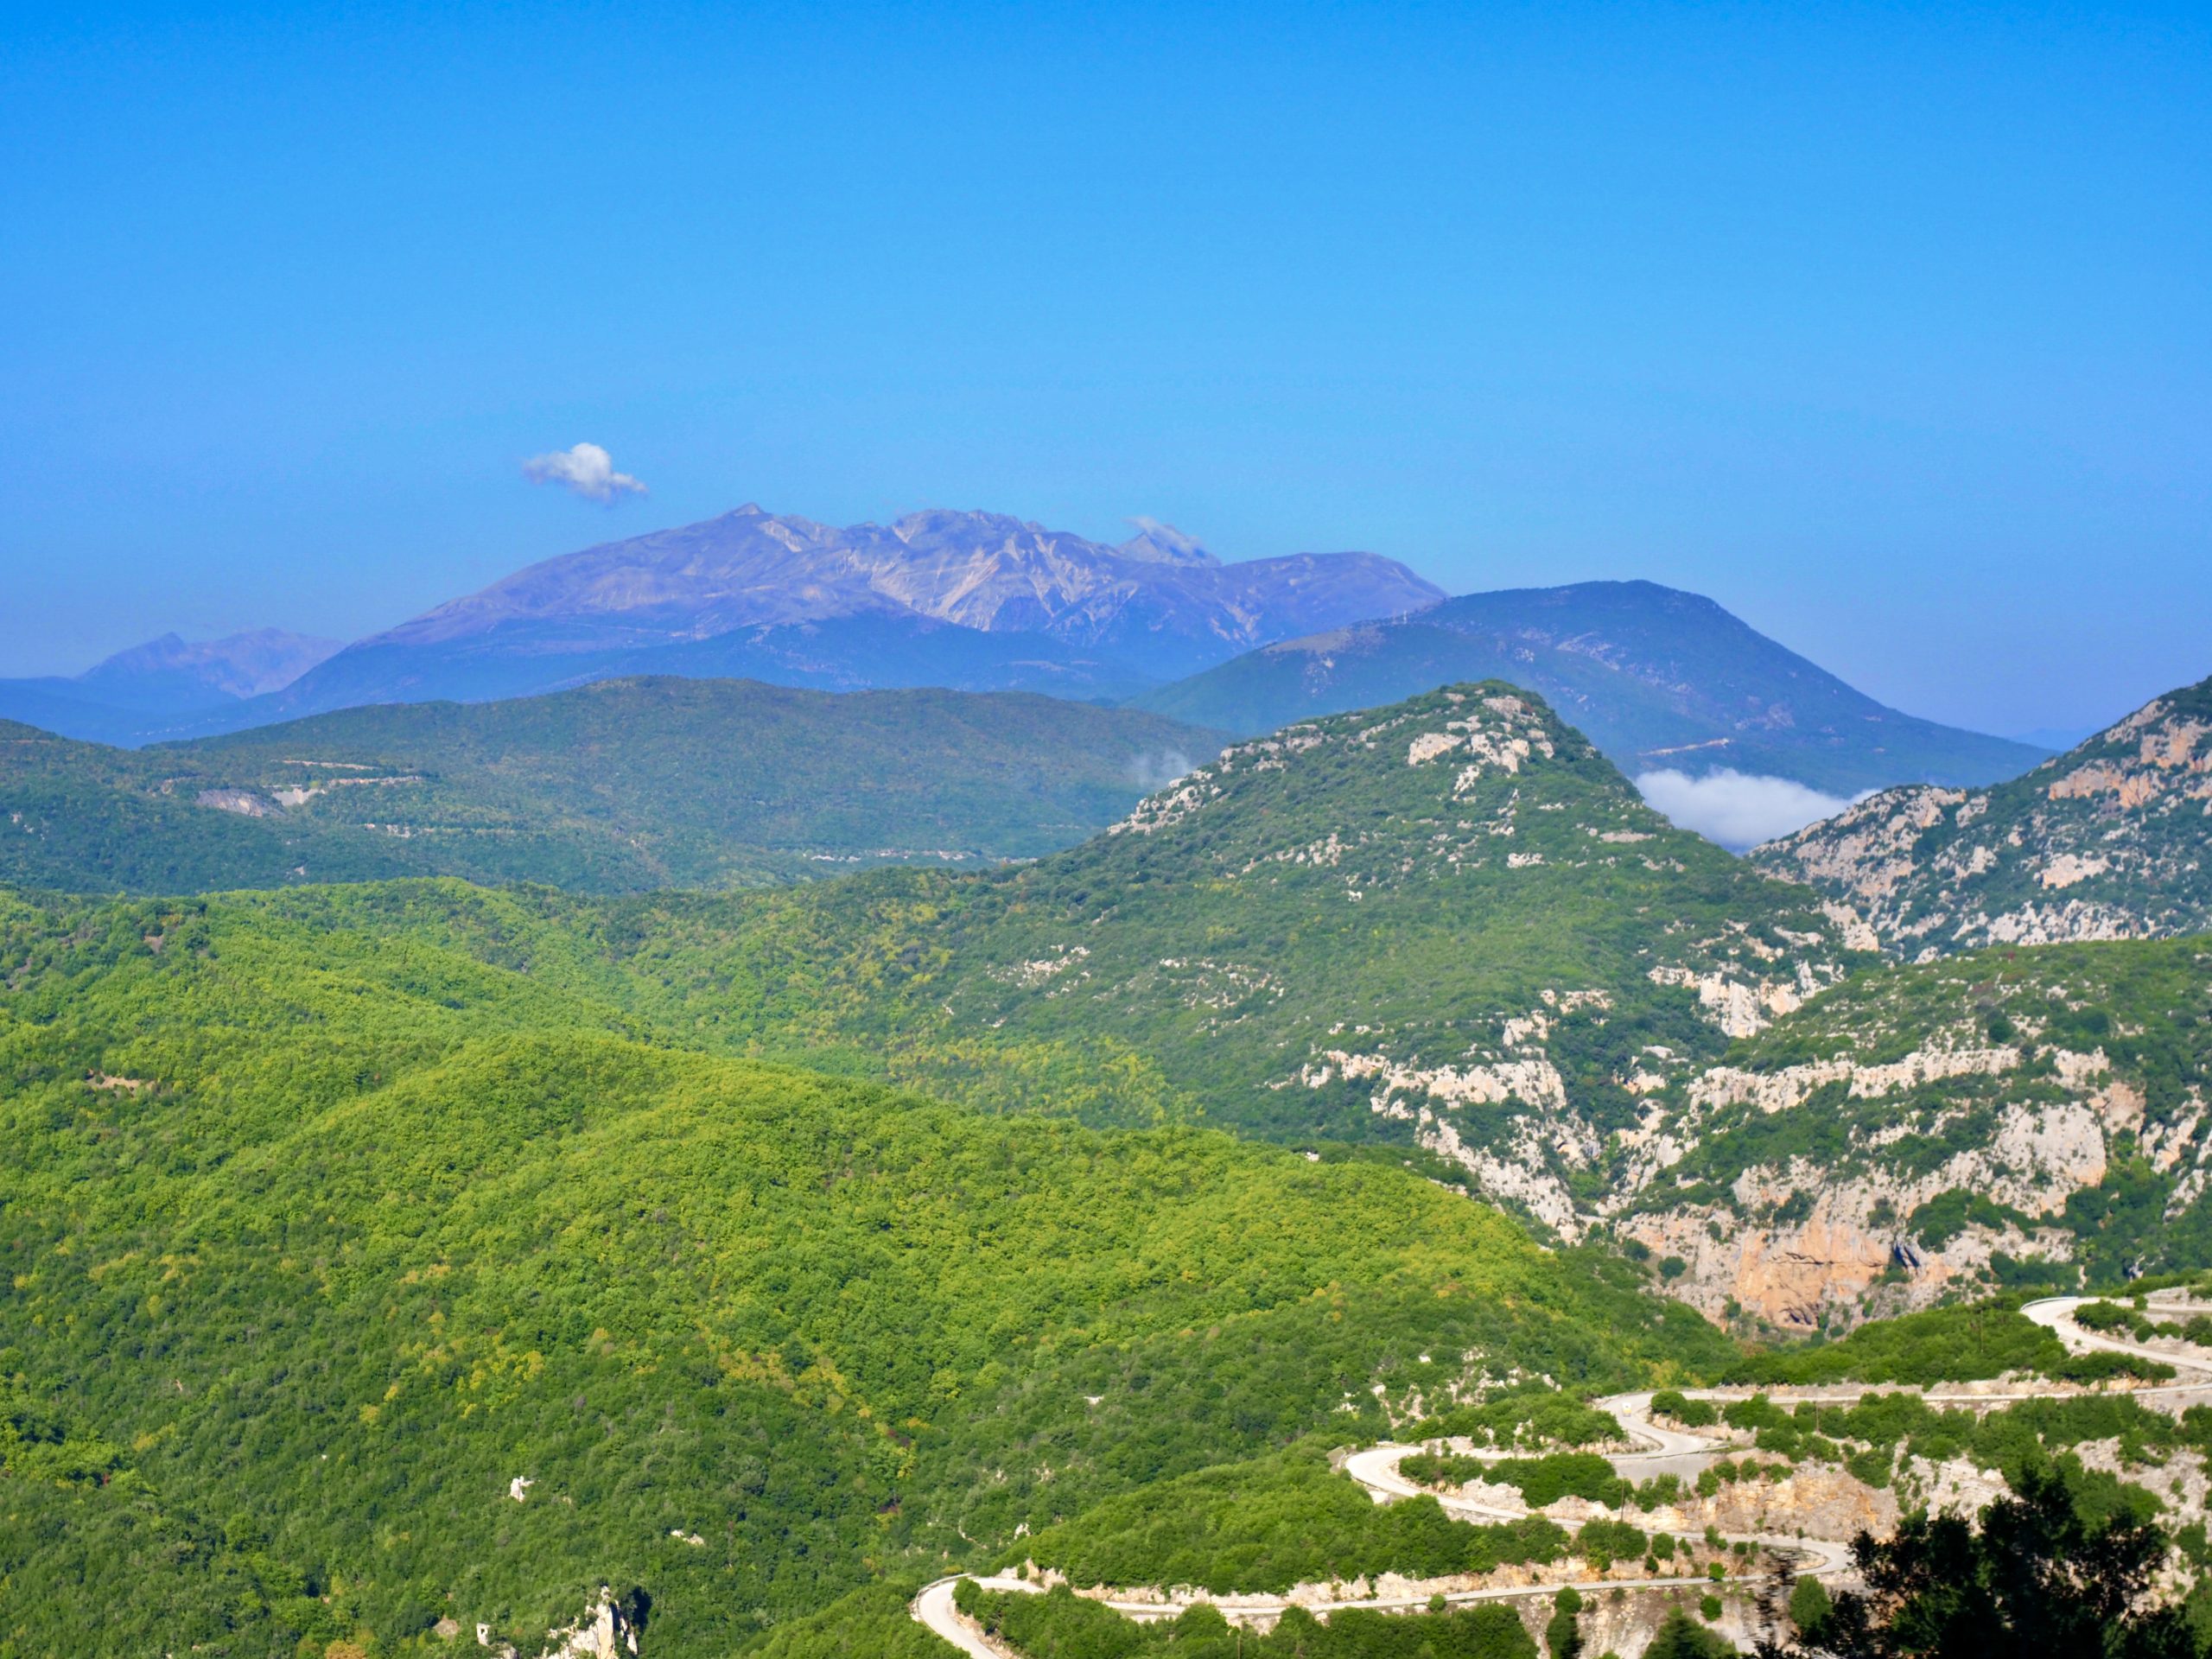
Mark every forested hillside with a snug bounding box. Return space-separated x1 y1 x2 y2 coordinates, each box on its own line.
0 882 1727 1656
0 677 1222 893
68 683 1875 1242
508 684 1869 1236
10 679 2212 1656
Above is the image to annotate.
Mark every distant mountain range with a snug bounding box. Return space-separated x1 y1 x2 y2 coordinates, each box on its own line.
0 628 340 746
0 509 2047 809
167 505 1444 735
1135 582 2047 795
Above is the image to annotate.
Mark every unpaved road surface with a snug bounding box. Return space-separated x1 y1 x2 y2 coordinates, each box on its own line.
912 1291 2212 1648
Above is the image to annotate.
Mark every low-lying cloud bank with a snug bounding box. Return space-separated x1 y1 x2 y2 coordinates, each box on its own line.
1634 767 1865 851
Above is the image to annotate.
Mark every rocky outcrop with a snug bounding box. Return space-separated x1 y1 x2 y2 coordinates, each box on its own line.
538 1590 642 1659
1607 950 2212 1329
1757 677 2212 957
473 1588 645 1659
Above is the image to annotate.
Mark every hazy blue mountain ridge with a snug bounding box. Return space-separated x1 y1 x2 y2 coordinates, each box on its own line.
0 627 340 745
1137 580 2045 795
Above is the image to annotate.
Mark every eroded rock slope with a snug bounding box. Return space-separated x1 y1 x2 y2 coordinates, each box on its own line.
1610 938 2212 1329
1756 676 2212 957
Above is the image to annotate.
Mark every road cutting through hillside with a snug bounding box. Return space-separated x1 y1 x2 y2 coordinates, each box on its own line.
912 1294 2212 1654
912 1389 1850 1654
2023 1294 2212 1377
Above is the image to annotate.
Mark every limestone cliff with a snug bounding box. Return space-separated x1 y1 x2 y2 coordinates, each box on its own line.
1606 938 2212 1328
1756 676 2212 959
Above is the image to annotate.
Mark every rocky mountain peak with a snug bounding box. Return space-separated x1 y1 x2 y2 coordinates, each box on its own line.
261 503 1444 715
1108 683 1592 856
79 628 342 701
1756 672 2212 957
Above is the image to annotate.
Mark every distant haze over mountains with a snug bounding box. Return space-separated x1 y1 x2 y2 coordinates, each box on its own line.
1136 581 2048 808
0 628 340 747
207 505 1446 731
0 505 2060 831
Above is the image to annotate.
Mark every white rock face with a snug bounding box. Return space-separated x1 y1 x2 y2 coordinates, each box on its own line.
537 1589 641 1659
1312 1049 1571 1113
1757 683 2212 952
194 787 283 818
1417 1110 1587 1239
1688 1041 2022 1116
1611 1002 2212 1329
1645 965 1805 1039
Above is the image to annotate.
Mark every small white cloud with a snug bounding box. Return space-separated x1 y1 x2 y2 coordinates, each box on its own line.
1634 767 1866 851
521 442 646 503
1120 518 1215 564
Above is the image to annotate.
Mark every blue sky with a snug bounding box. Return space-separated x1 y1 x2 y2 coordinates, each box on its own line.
2 1 2205 736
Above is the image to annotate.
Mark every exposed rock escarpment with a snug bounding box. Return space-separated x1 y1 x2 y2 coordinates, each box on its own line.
1758 677 2212 958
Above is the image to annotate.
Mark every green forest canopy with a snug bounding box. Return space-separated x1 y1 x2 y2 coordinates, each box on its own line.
0 881 1729 1656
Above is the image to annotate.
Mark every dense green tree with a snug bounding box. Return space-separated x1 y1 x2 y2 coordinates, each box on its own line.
1646 1608 1733 1658
1545 1586 1583 1659
1782 1468 2195 1658
1788 1576 1833 1643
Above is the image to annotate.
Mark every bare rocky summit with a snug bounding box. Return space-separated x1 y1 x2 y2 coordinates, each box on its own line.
224 505 1445 728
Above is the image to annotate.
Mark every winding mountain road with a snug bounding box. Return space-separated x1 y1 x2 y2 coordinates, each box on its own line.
2023 1294 2212 1378
912 1387 1847 1654
912 1293 2212 1653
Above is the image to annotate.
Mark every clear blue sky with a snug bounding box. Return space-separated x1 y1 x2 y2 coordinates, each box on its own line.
3 1 2205 736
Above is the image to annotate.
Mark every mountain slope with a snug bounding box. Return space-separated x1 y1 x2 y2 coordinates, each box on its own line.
0 880 1728 1656
1609 936 2212 1332
201 506 1444 732
184 610 1158 727
1754 674 2212 957
0 627 340 745
1135 582 2044 796
0 678 1225 893
75 627 341 703
575 683 1867 1234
